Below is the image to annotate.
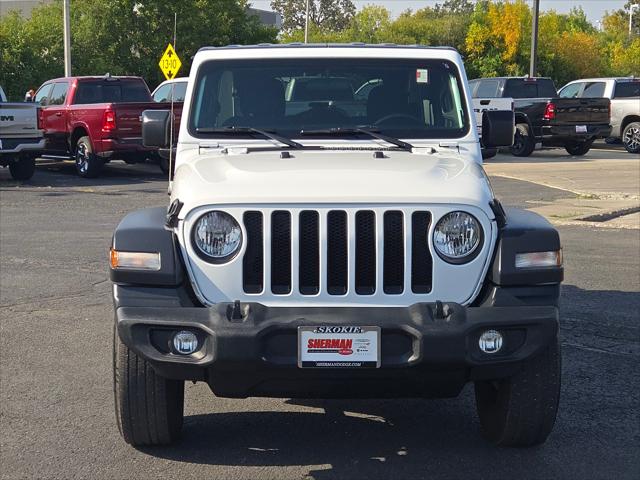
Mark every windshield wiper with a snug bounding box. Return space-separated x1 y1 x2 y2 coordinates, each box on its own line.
196 126 304 149
299 127 414 151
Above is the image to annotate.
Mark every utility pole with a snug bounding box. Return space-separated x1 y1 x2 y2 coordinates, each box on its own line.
63 0 71 76
529 0 540 77
304 0 310 43
630 4 639 37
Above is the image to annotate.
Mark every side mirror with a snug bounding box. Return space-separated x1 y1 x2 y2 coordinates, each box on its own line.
481 110 514 148
142 110 170 148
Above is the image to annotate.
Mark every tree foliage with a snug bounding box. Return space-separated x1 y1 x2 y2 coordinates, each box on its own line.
0 0 277 100
270 0 355 33
1 0 638 101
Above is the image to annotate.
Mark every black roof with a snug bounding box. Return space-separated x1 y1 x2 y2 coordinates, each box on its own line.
197 43 459 53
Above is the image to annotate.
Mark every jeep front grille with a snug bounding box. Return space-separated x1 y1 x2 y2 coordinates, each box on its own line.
242 209 433 296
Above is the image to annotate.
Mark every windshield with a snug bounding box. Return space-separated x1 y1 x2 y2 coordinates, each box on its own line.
189 58 470 139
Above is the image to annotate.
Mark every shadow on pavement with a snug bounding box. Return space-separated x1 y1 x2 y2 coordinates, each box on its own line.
0 158 167 189
139 285 639 479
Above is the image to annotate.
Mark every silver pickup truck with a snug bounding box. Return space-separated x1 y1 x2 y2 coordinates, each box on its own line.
559 77 640 154
0 85 44 180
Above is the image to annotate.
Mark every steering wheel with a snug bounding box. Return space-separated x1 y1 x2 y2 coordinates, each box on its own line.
374 113 423 127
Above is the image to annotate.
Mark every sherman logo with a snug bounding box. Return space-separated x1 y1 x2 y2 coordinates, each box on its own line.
307 338 353 355
313 326 363 334
1 115 15 121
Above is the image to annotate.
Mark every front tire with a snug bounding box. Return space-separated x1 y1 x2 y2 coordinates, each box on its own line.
564 139 594 156
113 324 184 446
474 340 561 447
622 122 640 154
75 136 103 178
510 124 535 157
9 155 36 180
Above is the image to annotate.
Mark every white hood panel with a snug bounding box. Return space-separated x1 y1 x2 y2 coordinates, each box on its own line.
171 149 495 216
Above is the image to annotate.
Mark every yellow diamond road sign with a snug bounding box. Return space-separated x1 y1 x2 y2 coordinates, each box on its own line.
159 43 182 80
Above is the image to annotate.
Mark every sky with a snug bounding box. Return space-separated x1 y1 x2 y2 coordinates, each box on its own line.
250 0 628 24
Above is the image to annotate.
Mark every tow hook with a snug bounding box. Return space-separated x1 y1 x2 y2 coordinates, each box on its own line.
227 300 244 322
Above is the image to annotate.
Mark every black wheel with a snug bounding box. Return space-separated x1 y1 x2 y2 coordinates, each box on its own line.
564 139 594 156
113 324 184 446
75 136 103 178
9 155 36 180
474 340 561 447
510 124 535 157
622 122 640 154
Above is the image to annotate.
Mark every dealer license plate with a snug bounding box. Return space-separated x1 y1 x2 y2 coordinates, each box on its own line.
298 326 380 368
576 125 587 133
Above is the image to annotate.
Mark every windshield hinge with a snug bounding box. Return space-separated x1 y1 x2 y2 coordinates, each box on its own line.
198 143 220 154
411 147 437 155
438 141 459 153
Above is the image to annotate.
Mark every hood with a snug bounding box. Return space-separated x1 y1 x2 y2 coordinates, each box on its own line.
171 149 495 217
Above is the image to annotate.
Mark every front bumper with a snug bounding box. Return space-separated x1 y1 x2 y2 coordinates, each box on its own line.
116 301 558 399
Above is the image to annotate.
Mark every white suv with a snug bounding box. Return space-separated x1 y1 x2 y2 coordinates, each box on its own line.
109 45 563 448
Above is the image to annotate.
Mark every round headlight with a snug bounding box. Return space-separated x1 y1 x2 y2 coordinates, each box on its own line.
192 211 242 262
433 211 482 263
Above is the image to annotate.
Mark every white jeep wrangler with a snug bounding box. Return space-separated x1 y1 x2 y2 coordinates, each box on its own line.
110 45 563 448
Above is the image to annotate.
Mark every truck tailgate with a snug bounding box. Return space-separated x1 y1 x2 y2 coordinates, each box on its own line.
553 98 610 124
0 103 39 139
113 102 182 139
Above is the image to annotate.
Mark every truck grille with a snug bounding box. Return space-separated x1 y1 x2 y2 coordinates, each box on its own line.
242 209 433 296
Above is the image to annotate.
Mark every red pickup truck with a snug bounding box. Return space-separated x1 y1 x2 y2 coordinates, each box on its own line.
35 75 181 177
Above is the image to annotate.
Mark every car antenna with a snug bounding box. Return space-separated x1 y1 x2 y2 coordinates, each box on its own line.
168 12 177 191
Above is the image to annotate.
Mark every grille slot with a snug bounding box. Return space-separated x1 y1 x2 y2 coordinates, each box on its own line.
411 211 433 293
355 210 376 295
299 211 320 295
271 211 291 294
383 211 404 294
242 211 263 294
326 210 348 295
239 208 434 298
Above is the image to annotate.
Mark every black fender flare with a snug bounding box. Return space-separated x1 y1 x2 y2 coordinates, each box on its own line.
110 207 184 286
489 207 563 286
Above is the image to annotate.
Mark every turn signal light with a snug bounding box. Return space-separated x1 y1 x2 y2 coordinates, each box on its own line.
110 249 161 270
515 250 562 268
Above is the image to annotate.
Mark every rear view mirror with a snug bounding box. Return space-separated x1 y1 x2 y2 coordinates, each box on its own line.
481 110 515 148
142 110 170 148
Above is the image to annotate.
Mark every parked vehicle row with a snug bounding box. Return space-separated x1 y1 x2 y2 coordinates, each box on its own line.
558 77 640 154
470 76 612 157
33 74 183 178
2 63 636 183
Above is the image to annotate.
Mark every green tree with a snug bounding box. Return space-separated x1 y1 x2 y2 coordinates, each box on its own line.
0 0 276 100
270 0 355 34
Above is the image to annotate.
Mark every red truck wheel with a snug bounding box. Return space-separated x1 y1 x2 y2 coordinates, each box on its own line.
75 136 103 178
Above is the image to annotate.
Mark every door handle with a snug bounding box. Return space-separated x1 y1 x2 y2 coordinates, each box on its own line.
55 112 62 116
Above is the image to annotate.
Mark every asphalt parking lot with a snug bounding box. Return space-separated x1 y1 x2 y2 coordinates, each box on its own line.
1 149 639 479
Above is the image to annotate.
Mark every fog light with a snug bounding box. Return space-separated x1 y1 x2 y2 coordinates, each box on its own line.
172 331 198 355
479 330 503 354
